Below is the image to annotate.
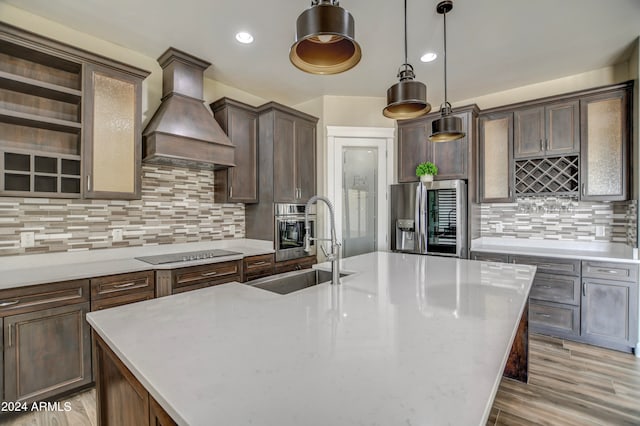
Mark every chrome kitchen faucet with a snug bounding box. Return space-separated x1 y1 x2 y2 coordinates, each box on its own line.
304 195 341 285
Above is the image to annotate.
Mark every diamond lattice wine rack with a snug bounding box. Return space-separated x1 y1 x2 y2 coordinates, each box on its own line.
515 155 579 196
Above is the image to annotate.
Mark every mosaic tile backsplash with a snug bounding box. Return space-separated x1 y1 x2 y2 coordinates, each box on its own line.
480 198 637 246
0 165 245 256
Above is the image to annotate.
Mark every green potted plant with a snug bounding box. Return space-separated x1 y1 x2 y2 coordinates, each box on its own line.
416 161 438 183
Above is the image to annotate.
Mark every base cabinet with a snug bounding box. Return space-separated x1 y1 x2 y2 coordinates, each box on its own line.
4 302 92 403
95 335 176 426
471 251 639 353
0 279 91 403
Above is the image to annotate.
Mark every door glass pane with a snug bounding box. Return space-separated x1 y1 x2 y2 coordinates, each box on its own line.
484 118 509 199
586 98 622 196
342 147 377 257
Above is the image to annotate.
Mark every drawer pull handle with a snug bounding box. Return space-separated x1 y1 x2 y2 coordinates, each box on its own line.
535 313 552 318
201 271 218 277
539 285 552 289
596 269 618 274
0 300 19 307
113 282 137 289
251 261 269 266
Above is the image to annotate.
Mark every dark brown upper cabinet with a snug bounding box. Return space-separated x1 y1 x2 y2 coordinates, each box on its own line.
514 100 579 159
211 98 258 203
478 111 514 203
0 22 149 200
257 103 318 203
396 105 478 183
579 85 631 201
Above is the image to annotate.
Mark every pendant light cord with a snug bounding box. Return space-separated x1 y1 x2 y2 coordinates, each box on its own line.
443 7 448 107
404 0 408 68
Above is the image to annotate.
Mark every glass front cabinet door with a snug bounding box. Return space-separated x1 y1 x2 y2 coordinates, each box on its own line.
579 87 630 201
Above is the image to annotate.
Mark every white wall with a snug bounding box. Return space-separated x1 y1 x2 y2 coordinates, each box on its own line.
455 62 631 110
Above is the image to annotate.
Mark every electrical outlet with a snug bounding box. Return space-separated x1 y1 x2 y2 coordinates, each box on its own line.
595 225 605 237
112 229 123 242
228 224 236 234
495 222 503 233
20 232 35 248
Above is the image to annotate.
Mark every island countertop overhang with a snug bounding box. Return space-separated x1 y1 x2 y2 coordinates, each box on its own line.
87 251 536 426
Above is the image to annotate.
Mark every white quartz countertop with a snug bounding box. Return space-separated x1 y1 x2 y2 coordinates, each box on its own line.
87 251 536 426
0 239 274 290
472 237 639 263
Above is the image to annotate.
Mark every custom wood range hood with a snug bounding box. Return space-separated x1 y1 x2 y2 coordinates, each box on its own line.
142 47 235 170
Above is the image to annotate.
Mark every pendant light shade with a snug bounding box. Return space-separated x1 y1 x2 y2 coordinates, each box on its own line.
383 65 431 119
290 0 362 75
430 0 465 142
382 0 430 119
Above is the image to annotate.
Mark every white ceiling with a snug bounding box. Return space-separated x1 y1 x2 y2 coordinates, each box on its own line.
5 0 640 106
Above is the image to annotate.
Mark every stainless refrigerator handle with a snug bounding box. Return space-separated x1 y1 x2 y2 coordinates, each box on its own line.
414 183 420 253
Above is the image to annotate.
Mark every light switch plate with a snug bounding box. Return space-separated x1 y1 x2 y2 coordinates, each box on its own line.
20 232 35 248
495 222 503 233
595 225 605 237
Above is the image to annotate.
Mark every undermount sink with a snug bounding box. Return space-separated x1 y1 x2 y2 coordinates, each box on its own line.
246 268 349 295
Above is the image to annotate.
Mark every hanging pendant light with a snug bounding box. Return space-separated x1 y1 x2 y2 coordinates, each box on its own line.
430 0 465 142
383 0 430 119
290 0 362 75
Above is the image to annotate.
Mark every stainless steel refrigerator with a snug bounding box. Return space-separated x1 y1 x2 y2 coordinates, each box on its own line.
390 180 467 258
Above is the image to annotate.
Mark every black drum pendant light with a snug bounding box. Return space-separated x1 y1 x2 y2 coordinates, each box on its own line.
383 0 431 119
290 0 362 75
430 0 465 142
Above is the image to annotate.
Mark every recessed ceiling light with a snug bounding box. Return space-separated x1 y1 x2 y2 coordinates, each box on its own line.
235 32 254 44
421 52 437 62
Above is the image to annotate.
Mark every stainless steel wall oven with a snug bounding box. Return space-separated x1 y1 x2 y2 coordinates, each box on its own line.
274 203 316 261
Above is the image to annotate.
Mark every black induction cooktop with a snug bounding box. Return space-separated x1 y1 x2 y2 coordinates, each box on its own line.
135 249 242 265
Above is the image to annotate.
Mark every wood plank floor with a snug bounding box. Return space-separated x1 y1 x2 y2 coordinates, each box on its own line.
1 334 638 425
0 389 96 426
488 334 640 425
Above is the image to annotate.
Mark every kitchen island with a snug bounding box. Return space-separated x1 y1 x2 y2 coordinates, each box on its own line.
87 251 535 426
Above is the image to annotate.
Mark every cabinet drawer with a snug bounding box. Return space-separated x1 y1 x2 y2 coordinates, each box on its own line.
582 261 638 282
243 254 275 282
511 255 580 276
91 290 154 311
172 260 241 293
530 273 580 305
529 301 580 337
91 271 154 301
0 279 89 317
470 252 509 263
274 256 316 274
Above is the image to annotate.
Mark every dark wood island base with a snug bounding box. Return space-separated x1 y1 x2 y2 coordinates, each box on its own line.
503 303 529 383
94 335 177 426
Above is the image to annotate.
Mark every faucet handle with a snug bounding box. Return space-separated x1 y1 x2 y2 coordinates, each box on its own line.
320 243 329 258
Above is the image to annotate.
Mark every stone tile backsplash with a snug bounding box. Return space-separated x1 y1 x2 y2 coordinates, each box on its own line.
480 198 637 246
0 165 245 256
